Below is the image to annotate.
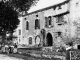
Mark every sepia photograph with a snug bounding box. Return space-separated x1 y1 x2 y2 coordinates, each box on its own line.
0 0 80 60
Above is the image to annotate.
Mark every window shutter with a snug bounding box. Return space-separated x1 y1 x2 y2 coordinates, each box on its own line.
52 17 54 27
26 21 29 30
45 17 49 27
56 17 58 23
35 19 38 29
38 19 40 29
45 17 47 27
49 16 51 25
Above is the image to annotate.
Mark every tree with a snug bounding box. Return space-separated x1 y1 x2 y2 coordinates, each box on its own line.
3 0 39 15
0 1 19 43
0 0 39 43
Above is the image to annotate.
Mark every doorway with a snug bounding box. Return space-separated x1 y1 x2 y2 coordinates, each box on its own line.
46 33 53 46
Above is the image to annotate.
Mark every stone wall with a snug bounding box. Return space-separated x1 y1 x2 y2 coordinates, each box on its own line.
19 0 80 48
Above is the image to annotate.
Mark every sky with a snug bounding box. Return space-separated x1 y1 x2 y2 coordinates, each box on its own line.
28 0 66 13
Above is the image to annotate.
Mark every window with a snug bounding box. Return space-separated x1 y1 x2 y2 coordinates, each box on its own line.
26 21 29 30
58 5 62 9
35 19 40 29
56 15 64 24
45 17 49 27
35 35 41 44
45 16 52 27
48 16 52 25
77 45 80 49
57 32 62 37
19 30 21 35
29 37 32 44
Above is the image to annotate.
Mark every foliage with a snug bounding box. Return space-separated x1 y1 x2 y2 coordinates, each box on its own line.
0 0 39 43
0 1 19 33
0 1 20 43
3 0 39 14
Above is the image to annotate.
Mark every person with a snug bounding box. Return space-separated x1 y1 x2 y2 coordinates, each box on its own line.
13 43 17 53
5 45 9 54
1 43 5 53
10 45 14 54
9 45 12 54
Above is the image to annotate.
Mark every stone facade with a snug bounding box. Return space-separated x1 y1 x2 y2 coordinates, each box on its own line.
18 0 80 48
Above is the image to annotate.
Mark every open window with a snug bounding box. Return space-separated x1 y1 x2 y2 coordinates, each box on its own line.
48 16 52 26
35 19 40 29
56 15 64 25
45 16 52 28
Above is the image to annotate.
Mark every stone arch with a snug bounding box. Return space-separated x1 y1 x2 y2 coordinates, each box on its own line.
35 35 41 45
46 33 53 46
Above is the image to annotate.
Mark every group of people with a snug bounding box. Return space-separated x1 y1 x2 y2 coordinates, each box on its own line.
1 43 18 54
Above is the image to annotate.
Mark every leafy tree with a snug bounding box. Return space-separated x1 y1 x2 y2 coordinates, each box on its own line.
0 1 19 43
3 0 39 15
0 0 39 43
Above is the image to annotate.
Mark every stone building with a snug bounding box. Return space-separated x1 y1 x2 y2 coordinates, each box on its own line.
12 17 23 44
18 0 80 49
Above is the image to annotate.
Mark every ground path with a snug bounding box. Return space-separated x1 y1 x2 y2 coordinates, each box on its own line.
0 54 23 60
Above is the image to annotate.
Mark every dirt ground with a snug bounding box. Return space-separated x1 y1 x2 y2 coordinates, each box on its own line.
0 53 61 60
